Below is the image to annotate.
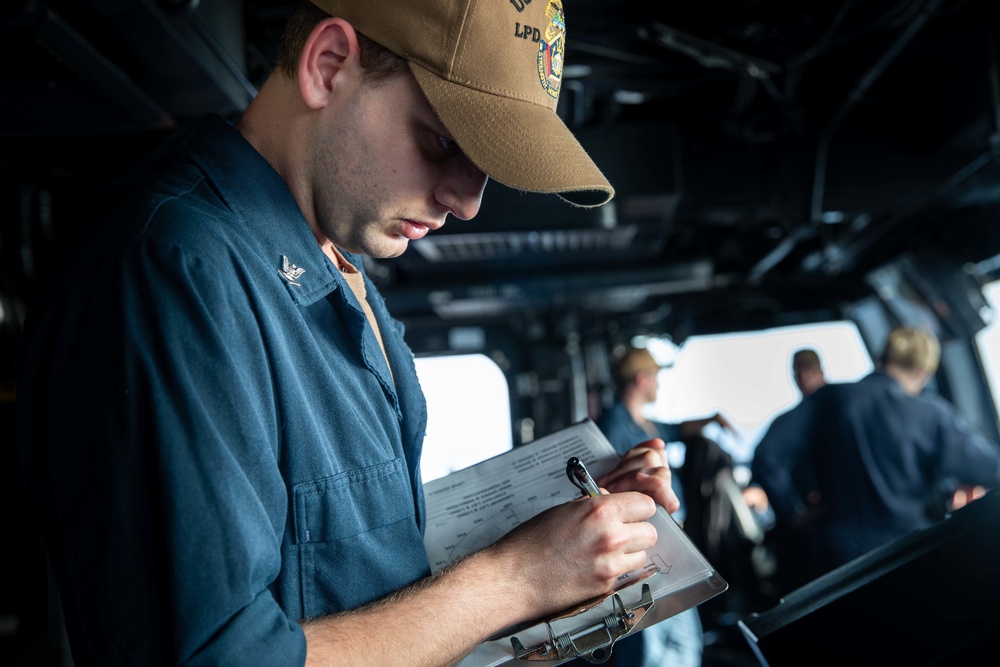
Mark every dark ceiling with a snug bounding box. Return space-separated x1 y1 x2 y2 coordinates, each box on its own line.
3 0 1000 346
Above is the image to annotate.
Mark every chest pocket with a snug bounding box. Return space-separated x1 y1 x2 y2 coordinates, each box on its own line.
293 458 428 617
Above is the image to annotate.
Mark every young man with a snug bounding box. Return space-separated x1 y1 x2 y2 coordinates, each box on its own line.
751 327 1000 577
16 1 681 665
790 348 827 398
750 347 828 593
599 345 732 459
753 348 827 509
597 345 732 667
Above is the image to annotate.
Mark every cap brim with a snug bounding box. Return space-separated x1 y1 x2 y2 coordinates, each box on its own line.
410 62 614 208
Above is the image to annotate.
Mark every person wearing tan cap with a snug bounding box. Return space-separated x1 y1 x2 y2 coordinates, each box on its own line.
597 344 733 667
16 2 678 666
601 346 733 454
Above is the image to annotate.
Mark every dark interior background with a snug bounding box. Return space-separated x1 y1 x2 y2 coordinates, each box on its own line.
4 0 1000 354
4 1 1000 664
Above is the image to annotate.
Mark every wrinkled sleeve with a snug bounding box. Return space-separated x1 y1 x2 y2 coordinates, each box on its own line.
18 226 306 665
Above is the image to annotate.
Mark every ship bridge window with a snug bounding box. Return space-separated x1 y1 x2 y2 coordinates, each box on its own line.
415 353 513 483
975 280 1000 421
639 321 874 470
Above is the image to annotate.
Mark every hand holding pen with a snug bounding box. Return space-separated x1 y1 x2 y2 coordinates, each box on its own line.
581 439 680 514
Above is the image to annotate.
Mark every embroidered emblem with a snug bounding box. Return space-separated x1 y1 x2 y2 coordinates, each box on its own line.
536 1 565 99
277 255 305 286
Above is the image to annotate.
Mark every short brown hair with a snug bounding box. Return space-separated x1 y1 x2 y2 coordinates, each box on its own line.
273 1 407 82
792 348 822 372
882 326 940 374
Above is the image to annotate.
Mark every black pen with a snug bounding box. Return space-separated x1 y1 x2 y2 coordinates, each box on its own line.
566 457 604 498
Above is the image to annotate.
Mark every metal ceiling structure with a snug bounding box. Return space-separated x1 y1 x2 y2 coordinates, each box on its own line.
3 0 1000 351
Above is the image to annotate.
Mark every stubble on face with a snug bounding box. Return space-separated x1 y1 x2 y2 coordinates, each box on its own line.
305 73 430 260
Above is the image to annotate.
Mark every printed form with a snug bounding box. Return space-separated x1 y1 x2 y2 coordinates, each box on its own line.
422 419 728 667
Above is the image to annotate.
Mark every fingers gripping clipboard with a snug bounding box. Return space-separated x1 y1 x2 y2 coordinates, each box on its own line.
421 419 729 667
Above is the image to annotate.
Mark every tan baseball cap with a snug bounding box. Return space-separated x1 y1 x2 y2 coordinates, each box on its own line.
614 346 668 381
309 0 614 208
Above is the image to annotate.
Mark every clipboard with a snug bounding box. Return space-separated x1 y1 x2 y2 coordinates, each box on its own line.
510 578 656 663
422 419 730 667
459 568 728 666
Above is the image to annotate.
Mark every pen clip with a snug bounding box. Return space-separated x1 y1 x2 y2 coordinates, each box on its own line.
566 457 602 498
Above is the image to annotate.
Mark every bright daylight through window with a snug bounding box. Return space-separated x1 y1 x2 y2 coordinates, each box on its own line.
415 354 513 483
415 322 879 480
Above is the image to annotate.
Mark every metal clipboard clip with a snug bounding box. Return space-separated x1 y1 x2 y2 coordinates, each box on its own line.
510 582 654 663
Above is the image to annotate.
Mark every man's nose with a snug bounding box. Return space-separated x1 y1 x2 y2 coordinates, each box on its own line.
435 154 488 221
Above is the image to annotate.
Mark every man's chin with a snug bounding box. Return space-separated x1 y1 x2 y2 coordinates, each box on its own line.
347 237 410 260
376 237 410 259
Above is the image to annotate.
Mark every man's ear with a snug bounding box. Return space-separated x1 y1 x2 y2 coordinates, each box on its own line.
298 17 360 110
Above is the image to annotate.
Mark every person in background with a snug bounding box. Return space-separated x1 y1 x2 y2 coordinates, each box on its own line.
752 327 1000 577
749 347 828 593
790 347 827 398
599 345 733 472
597 344 732 667
15 2 683 665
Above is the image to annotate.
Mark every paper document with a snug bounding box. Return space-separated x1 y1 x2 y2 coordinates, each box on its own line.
422 419 728 666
